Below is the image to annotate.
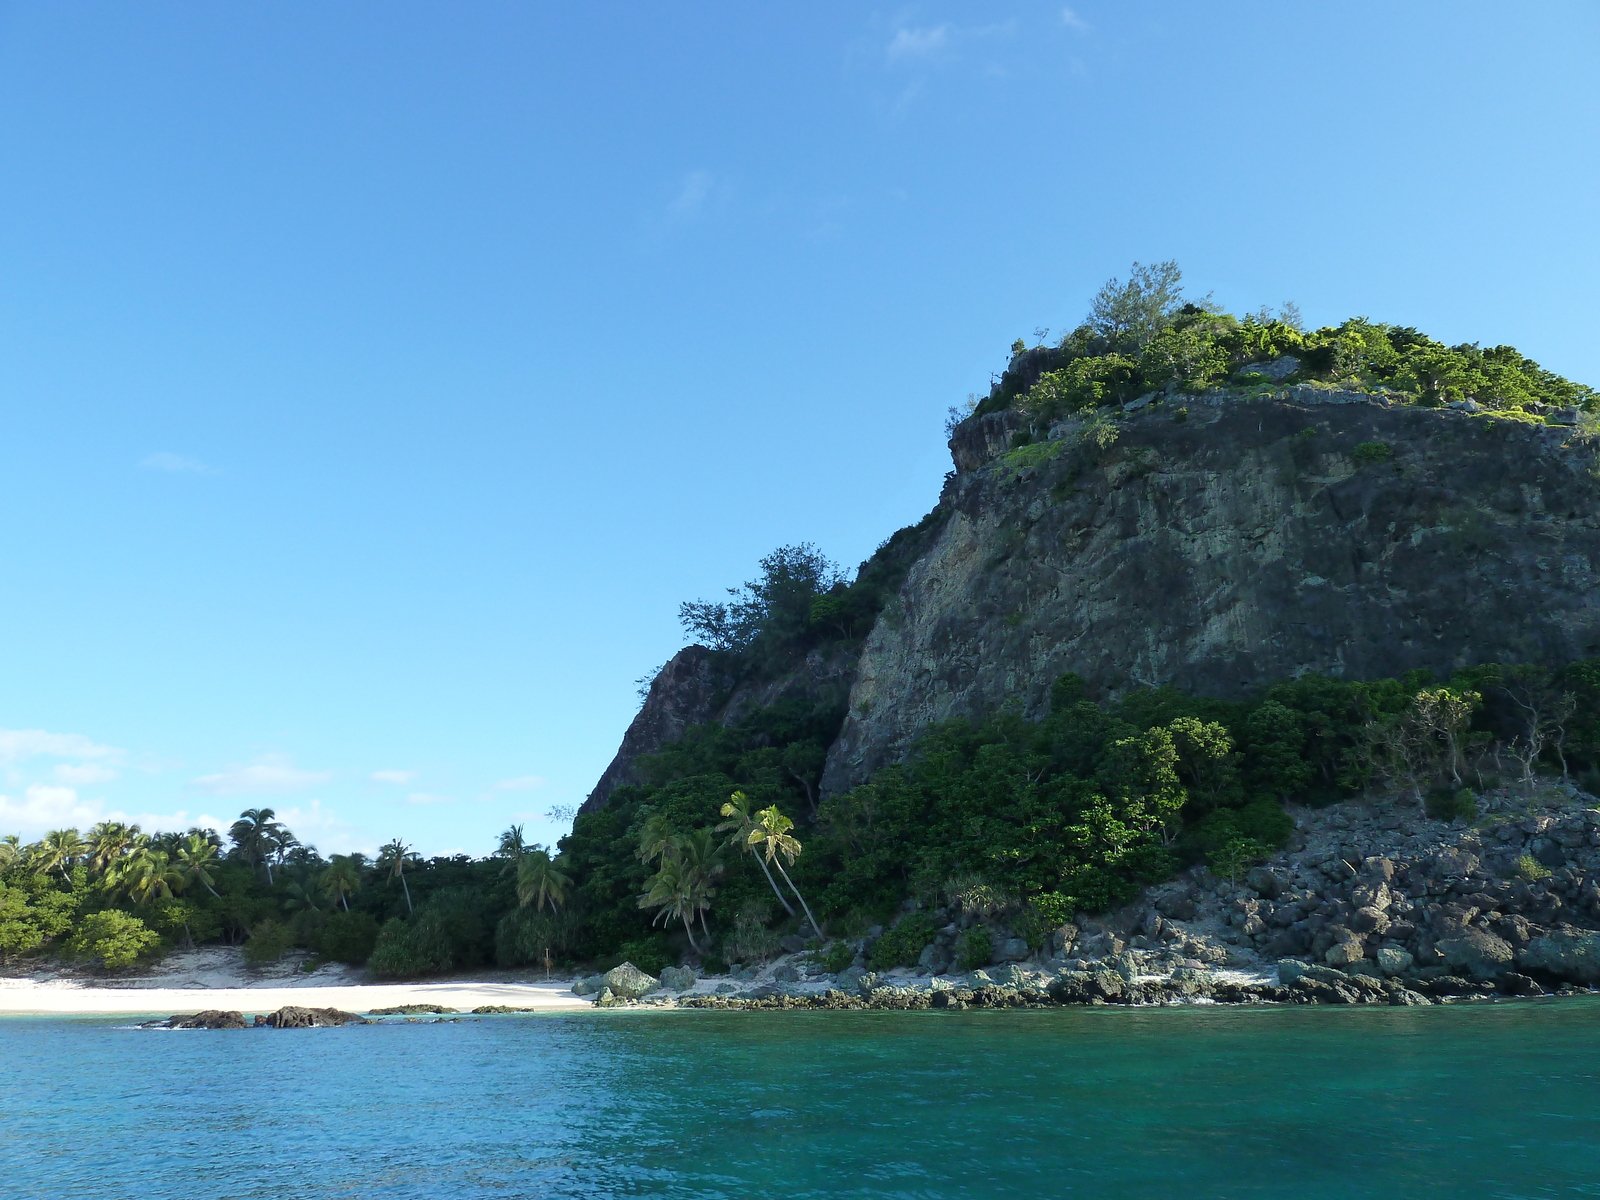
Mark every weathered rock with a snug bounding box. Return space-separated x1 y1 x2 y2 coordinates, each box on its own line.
1324 940 1366 968
592 987 621 1007
254 1006 367 1028
779 935 807 955
1276 959 1312 985
1245 867 1284 898
472 1005 539 1014
368 1004 457 1015
164 1010 247 1029
1375 947 1414 976
602 962 659 1000
1518 929 1600 983
994 937 1031 963
1436 929 1515 978
659 965 698 991
1239 356 1301 382
571 975 603 997
1155 894 1197 921
772 963 800 983
989 963 1037 989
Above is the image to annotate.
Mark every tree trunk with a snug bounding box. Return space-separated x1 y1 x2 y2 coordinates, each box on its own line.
400 871 413 915
681 913 701 954
771 857 822 938
751 852 796 916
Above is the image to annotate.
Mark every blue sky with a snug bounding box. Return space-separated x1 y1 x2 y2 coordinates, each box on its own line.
1 2 1596 856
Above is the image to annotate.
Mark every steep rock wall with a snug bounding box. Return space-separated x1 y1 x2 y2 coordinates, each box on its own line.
820 395 1600 792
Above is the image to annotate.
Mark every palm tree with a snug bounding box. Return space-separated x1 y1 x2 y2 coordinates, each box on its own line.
717 792 795 917
497 824 529 862
38 829 86 886
0 835 21 868
283 874 327 919
174 834 221 898
319 854 363 911
86 822 142 874
635 813 676 867
123 849 184 905
748 805 821 937
515 847 571 913
229 808 284 884
638 855 713 954
377 839 417 914
673 827 724 939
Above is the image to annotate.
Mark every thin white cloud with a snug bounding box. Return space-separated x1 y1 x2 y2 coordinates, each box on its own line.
668 170 714 220
140 451 217 475
371 769 418 785
54 763 118 785
887 25 949 61
0 729 121 765
191 755 333 796
1060 6 1090 32
493 775 547 792
0 784 100 831
404 792 456 806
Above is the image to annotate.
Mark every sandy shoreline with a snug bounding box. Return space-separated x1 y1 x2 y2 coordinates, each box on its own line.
0 977 590 1017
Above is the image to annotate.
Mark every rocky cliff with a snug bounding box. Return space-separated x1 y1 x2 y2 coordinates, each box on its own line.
594 389 1600 806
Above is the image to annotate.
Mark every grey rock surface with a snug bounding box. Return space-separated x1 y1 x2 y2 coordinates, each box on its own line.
658 965 697 991
1518 929 1600 983
602 962 659 1000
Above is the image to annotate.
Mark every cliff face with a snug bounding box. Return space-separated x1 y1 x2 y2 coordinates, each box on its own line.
593 390 1600 807
821 394 1600 792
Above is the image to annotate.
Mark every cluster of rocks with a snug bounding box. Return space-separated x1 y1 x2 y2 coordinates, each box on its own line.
151 1006 369 1029
578 787 1600 1013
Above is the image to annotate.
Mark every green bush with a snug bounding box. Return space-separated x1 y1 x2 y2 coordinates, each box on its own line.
818 939 856 973
1207 837 1269 883
1425 787 1478 823
368 917 448 978
314 910 380 964
868 912 937 970
955 926 993 972
65 910 159 969
614 935 673 976
1353 441 1393 463
242 919 295 964
1516 854 1550 883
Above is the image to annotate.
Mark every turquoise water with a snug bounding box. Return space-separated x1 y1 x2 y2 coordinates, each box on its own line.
4 1001 1600 1198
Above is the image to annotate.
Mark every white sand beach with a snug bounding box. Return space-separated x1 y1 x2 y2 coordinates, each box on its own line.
0 948 590 1017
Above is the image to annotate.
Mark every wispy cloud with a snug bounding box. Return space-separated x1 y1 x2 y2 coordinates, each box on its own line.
0 728 121 766
404 791 456 806
191 755 332 796
371 769 418 785
0 784 227 840
668 170 715 221
140 451 217 475
886 25 949 62
1060 6 1090 32
492 775 546 792
54 763 118 785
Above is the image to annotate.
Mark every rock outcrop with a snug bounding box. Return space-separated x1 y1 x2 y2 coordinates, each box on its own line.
594 389 1600 805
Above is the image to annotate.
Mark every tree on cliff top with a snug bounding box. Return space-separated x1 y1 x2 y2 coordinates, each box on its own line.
678 543 843 668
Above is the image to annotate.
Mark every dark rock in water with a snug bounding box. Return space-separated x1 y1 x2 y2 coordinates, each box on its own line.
1436 928 1515 979
471 1005 540 1013
254 1006 369 1028
163 1010 247 1030
1498 973 1546 997
368 1004 459 1015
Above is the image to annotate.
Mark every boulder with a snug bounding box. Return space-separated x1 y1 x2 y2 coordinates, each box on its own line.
602 961 659 1000
570 975 602 997
1276 959 1312 985
1518 929 1600 983
1324 940 1365 968
1239 355 1300 381
1168 966 1213 996
772 963 800 983
962 969 995 989
834 965 871 992
1436 928 1515 979
1351 906 1391 935
1155 894 1197 921
592 987 622 1007
1245 867 1283 898
1375 947 1414 976
779 935 807 955
989 963 1037 989
164 1010 247 1030
254 1006 367 1028
658 965 697 991
368 1004 457 1015
917 943 951 974
994 937 1031 963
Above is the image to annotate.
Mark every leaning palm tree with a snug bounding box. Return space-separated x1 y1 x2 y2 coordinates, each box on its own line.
38 829 86 886
673 827 724 940
748 805 821 937
174 834 222 898
319 854 363 911
637 855 712 954
0 835 21 868
515 847 572 914
717 792 795 917
377 839 417 914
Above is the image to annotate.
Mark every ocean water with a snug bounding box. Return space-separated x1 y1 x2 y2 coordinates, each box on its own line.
4 1000 1600 1199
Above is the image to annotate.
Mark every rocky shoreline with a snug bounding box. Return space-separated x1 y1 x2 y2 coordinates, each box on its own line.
574 783 1600 1013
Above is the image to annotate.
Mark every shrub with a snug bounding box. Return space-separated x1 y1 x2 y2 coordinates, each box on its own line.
614 935 672 976
955 926 993 972
65 910 159 969
722 907 780 965
1425 787 1478 823
817 939 855 973
1516 854 1551 882
868 912 937 970
315 910 380 964
368 917 449 978
1353 441 1393 463
242 919 295 964
1207 837 1269 883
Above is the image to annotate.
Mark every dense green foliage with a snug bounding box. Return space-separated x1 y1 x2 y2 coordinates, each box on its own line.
975 261 1595 432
